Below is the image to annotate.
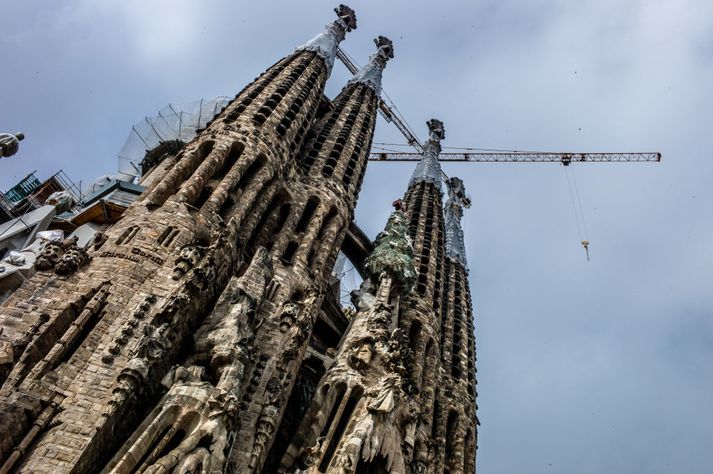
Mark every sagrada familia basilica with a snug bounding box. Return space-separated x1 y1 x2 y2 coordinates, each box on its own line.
0 5 477 473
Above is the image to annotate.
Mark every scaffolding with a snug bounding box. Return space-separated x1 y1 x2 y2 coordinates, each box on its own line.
117 97 231 180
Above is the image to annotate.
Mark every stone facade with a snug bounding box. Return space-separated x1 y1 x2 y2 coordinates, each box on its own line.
0 5 477 474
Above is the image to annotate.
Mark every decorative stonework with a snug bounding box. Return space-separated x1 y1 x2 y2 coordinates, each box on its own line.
346 36 394 93
296 4 357 74
409 119 446 191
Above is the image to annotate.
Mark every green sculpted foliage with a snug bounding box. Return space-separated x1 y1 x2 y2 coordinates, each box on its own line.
364 209 416 294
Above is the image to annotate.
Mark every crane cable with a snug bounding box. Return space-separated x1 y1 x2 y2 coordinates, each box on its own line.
563 165 590 261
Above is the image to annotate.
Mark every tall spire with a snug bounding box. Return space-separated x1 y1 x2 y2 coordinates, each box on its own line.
346 36 394 93
444 176 471 269
409 118 445 192
296 4 357 74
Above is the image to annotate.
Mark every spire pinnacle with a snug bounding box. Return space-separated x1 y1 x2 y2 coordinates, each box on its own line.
296 5 357 74
408 119 445 191
444 176 471 269
346 36 394 93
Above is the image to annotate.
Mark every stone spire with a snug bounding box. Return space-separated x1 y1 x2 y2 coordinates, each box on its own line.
346 36 394 94
296 4 357 74
409 118 445 192
444 176 472 270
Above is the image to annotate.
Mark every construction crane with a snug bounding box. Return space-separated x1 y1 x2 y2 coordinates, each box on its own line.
368 151 661 165
337 48 660 167
336 47 662 261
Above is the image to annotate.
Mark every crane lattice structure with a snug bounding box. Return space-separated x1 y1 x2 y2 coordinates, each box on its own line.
336 47 662 171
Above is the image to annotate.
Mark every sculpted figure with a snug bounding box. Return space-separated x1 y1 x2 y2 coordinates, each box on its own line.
172 244 202 279
92 231 107 250
54 242 90 275
350 278 376 312
279 301 301 333
249 377 283 469
35 240 63 271
367 375 399 414
0 132 24 158
145 391 238 474
348 337 375 371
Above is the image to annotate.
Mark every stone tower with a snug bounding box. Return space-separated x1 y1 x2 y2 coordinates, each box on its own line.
0 6 477 474
275 121 478 473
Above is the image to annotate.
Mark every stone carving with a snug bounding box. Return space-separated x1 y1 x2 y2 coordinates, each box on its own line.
350 279 376 312
346 36 394 93
54 239 90 275
444 176 471 269
367 374 399 414
249 376 283 469
34 240 63 271
108 322 171 409
348 336 375 371
135 323 171 362
145 391 237 473
92 231 107 250
110 365 238 474
0 132 24 158
296 4 357 73
279 301 301 333
172 243 202 280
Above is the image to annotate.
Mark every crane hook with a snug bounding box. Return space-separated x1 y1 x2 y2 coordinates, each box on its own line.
581 240 590 261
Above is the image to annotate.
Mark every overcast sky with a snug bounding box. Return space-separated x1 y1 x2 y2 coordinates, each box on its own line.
2 1 712 473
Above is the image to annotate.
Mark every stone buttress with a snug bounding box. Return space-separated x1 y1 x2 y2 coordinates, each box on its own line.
99 35 393 474
0 5 356 473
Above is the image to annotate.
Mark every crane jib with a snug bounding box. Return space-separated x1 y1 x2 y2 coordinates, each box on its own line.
368 152 662 163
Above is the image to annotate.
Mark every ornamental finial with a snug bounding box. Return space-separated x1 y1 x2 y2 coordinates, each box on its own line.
296 5 357 74
346 36 394 93
334 4 357 31
0 132 25 159
426 118 445 144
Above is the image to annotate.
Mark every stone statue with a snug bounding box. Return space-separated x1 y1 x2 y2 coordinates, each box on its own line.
35 241 64 271
54 242 90 275
0 132 24 158
350 279 376 312
144 391 237 474
172 244 202 279
348 337 375 371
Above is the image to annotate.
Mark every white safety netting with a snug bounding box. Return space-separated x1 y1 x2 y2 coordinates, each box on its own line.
117 96 231 180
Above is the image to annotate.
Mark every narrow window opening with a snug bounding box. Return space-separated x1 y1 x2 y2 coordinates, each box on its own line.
319 389 362 472
157 226 179 247
116 226 140 245
282 241 298 264
296 197 319 233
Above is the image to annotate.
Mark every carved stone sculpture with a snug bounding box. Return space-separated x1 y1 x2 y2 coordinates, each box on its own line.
34 241 63 271
172 244 202 280
0 132 24 158
54 242 90 275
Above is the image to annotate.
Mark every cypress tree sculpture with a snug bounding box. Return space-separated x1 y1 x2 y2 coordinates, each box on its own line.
364 203 417 295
